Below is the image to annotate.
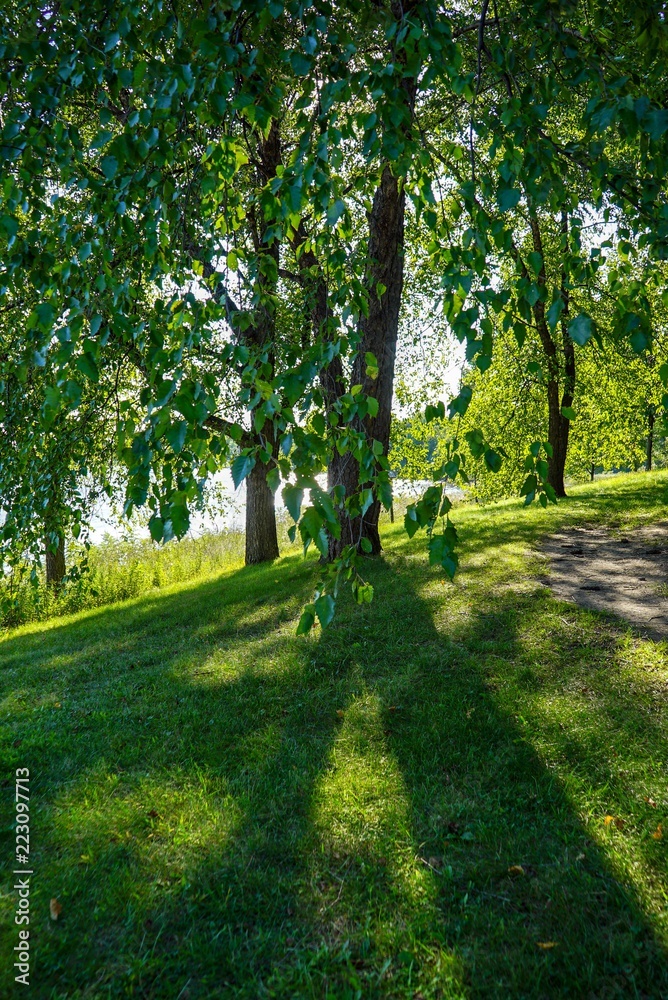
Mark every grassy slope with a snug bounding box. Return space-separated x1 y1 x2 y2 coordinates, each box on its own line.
1 472 668 999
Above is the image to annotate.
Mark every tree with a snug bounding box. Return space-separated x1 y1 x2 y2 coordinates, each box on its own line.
3 0 668 629
454 324 667 502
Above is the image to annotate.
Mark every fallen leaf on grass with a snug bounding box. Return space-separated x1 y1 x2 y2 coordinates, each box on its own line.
645 797 657 808
652 824 663 840
336 709 345 718
508 865 525 876
604 815 625 830
49 899 62 921
536 941 558 949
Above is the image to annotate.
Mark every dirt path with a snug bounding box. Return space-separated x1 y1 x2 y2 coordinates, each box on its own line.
542 522 668 640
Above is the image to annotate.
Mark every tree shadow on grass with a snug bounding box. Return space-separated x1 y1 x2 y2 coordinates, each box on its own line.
0 543 666 998
368 563 668 998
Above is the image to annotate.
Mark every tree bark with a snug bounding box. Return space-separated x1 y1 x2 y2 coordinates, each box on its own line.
45 534 66 588
647 406 655 471
245 459 279 565
245 120 282 565
590 462 595 482
328 165 408 558
526 209 574 498
546 395 569 497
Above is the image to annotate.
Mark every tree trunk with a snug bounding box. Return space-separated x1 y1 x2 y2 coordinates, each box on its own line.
547 388 569 497
308 5 418 562
327 165 409 559
647 407 655 471
45 534 66 588
528 209 574 499
590 462 595 482
245 459 279 565
244 120 282 567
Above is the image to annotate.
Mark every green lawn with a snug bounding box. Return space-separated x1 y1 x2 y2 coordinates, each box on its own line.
2 472 668 998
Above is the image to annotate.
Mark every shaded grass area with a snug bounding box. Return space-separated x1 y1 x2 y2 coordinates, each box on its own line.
0 472 667 997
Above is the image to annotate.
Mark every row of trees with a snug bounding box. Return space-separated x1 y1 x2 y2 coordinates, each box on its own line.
3 1 668 624
392 331 667 504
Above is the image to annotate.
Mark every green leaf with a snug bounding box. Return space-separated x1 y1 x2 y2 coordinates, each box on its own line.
327 199 345 227
41 385 61 425
561 406 577 420
100 155 118 180
484 449 503 473
425 401 445 423
448 386 472 418
36 302 54 328
527 251 543 276
630 330 649 353
300 507 328 557
296 605 316 635
568 313 593 346
0 214 18 241
498 186 521 211
366 395 379 418
148 515 164 542
520 474 537 497
290 52 312 76
91 129 113 149
76 353 99 382
354 582 374 604
231 453 255 489
165 420 188 454
646 109 668 140
282 484 303 522
546 296 565 330
266 466 280 493
404 507 420 538
314 594 335 629
365 352 379 379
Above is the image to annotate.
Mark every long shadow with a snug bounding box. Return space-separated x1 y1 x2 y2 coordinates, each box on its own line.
367 562 668 998
0 533 666 997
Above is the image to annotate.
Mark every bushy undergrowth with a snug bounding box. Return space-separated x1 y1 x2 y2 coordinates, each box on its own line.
0 527 250 629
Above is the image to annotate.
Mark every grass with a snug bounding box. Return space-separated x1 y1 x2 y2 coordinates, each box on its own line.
0 525 253 630
1 470 667 998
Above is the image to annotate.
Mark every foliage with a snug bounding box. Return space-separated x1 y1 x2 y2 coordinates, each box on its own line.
457 324 668 501
4 1 668 625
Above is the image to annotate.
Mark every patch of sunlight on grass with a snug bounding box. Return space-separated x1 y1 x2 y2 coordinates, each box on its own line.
306 690 469 997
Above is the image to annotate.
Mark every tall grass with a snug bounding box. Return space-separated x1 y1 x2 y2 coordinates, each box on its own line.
0 527 250 629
